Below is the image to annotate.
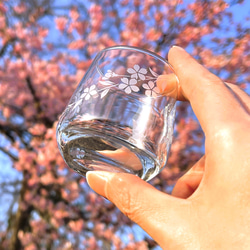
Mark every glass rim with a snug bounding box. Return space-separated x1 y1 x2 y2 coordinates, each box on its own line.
99 45 175 72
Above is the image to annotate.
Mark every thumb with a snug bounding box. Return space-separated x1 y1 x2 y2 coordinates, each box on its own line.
86 171 195 248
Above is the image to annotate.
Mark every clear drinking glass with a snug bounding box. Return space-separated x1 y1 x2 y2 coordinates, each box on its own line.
56 46 177 181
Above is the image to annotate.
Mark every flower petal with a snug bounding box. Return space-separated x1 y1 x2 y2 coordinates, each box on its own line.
153 86 160 94
131 86 140 92
131 73 138 79
119 83 127 90
90 85 96 91
139 68 147 74
142 83 150 89
90 89 98 95
125 87 132 94
151 91 158 98
133 64 140 71
129 79 137 85
83 87 89 93
121 77 129 84
85 94 91 100
127 68 136 74
148 81 155 89
138 73 146 80
145 90 152 97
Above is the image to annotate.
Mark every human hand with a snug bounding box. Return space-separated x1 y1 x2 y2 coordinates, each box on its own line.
86 46 250 249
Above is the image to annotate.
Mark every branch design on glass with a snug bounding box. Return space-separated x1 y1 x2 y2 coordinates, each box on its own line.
71 65 161 114
98 65 160 98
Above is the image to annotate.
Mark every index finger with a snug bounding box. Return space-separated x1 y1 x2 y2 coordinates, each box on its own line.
158 46 247 135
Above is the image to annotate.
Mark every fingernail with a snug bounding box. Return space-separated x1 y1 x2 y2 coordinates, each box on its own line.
86 171 113 198
171 45 185 51
157 74 178 98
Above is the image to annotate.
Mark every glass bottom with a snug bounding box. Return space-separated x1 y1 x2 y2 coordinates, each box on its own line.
59 123 161 181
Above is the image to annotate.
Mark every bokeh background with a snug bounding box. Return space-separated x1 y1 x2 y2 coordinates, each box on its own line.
0 0 249 249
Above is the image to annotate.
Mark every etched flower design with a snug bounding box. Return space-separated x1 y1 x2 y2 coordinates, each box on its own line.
142 81 160 98
103 70 118 79
81 85 98 100
83 65 162 100
127 65 147 80
71 92 84 114
118 78 140 94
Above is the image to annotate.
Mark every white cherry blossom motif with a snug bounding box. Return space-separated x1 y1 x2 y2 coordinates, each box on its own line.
118 78 140 94
142 81 160 98
81 85 98 100
103 70 118 79
78 65 162 100
127 65 147 80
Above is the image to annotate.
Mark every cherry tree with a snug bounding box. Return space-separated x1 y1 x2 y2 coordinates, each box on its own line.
0 0 249 249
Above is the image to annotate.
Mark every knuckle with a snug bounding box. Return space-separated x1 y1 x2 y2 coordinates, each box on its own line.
119 192 141 220
106 175 144 221
209 122 249 151
188 73 223 101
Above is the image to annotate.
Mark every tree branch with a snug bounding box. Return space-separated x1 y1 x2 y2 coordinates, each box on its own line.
0 37 17 58
9 173 33 250
0 146 18 161
0 123 32 149
25 76 53 127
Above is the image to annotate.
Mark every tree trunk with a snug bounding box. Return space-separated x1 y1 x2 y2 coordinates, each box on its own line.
9 173 33 250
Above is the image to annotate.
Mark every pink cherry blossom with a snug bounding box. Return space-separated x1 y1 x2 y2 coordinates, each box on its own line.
55 17 68 31
40 171 55 185
13 3 27 14
68 39 86 50
68 219 84 232
69 7 80 21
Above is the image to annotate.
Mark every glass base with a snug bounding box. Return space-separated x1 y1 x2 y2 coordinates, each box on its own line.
59 128 160 181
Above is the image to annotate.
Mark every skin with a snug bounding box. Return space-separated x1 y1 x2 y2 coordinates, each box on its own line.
86 46 250 250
